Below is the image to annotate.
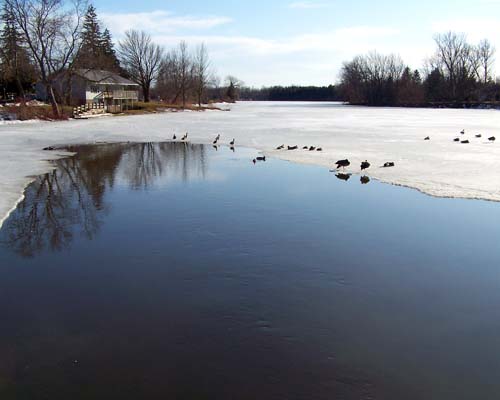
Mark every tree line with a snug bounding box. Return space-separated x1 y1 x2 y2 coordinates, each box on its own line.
340 32 498 106
0 0 240 117
240 85 341 101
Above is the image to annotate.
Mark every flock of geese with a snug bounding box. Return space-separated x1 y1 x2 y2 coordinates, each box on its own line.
170 128 496 185
425 129 496 144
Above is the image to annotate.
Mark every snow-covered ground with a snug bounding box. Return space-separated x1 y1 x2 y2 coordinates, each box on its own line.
2 101 500 228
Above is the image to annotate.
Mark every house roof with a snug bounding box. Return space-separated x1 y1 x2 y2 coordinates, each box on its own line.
74 69 139 87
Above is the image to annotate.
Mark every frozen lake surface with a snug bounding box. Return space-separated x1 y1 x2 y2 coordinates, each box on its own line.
1 102 500 228
1 143 500 399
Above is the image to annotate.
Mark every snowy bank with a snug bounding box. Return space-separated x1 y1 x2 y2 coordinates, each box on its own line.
2 101 500 228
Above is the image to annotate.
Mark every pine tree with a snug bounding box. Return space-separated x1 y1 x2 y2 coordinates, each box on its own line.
100 28 121 72
0 3 35 98
76 5 102 69
76 5 121 72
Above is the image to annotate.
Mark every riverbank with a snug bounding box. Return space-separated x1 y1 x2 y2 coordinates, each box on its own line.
1 101 500 229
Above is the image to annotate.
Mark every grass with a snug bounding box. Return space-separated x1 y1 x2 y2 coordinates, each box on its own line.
120 101 222 116
2 103 73 121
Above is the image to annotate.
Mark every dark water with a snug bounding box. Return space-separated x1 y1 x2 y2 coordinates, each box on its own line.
1 142 500 400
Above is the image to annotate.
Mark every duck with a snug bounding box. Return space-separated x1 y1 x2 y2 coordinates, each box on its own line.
230 138 235 146
476 134 482 138
316 148 323 152
360 176 370 185
276 144 285 150
302 146 309 150
489 136 496 142
335 159 350 170
288 145 298 150
309 146 316 151
424 136 430 141
361 160 371 172
453 138 460 142
256 156 266 162
461 129 465 135
383 162 395 168
173 134 177 140
181 133 188 141
461 140 470 144
213 134 220 144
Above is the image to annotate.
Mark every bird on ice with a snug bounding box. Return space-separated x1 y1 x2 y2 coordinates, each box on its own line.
361 160 371 172
335 159 350 170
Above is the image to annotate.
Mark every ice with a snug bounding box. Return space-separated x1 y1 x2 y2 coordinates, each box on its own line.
2 101 500 228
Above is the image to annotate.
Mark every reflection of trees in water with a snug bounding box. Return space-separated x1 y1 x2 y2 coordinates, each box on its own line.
1 142 208 257
123 142 207 189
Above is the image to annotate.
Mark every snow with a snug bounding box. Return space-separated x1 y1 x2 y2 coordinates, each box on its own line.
2 101 500 228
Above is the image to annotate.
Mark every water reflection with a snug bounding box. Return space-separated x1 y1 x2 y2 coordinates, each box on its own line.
360 176 370 185
0 142 208 257
335 173 351 181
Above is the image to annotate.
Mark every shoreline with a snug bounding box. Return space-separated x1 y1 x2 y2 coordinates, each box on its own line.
1 138 497 231
2 102 500 229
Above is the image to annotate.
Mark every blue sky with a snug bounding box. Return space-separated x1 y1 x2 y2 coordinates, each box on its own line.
93 0 500 86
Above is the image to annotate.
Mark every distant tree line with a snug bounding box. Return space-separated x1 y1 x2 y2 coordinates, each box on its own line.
239 85 341 101
0 0 238 117
340 32 499 106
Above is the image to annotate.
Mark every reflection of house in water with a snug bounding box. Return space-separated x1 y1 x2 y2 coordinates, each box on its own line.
0 143 209 257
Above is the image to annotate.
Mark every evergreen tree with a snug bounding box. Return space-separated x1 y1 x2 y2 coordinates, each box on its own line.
0 3 35 98
75 5 121 72
100 28 121 72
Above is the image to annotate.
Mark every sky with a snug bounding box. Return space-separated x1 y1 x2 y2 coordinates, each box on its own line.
93 0 500 87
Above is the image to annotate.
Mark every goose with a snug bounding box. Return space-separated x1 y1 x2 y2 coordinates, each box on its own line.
461 129 465 135
360 176 370 185
230 138 235 146
43 146 55 151
173 134 177 140
316 148 323 152
489 136 496 142
276 144 285 150
288 145 298 150
181 133 188 141
213 134 220 144
383 162 395 168
256 156 266 162
453 138 460 142
361 160 371 172
476 134 482 138
309 146 316 151
424 136 430 141
303 146 309 150
461 140 470 144
335 159 350 170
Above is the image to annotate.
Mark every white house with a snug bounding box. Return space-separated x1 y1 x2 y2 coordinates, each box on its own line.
37 69 140 112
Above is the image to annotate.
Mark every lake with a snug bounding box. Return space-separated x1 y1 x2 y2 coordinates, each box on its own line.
1 142 500 399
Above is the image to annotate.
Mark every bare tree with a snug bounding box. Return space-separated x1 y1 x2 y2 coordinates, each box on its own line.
477 39 495 84
118 30 163 102
432 32 477 98
225 75 243 102
193 43 211 107
178 41 193 108
6 0 87 117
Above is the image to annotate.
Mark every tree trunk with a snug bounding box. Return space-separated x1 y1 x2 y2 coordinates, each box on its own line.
15 76 25 101
46 84 61 118
143 84 150 102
